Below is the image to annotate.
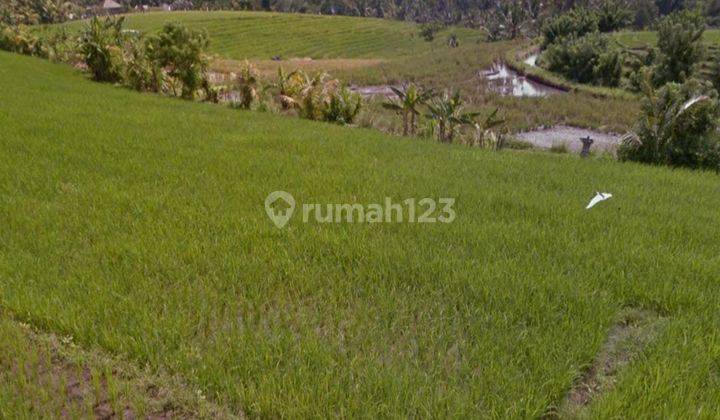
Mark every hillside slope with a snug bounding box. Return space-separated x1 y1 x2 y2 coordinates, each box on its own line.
1 52 720 417
58 11 482 60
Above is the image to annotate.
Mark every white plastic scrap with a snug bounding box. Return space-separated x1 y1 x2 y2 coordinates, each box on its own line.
586 192 613 210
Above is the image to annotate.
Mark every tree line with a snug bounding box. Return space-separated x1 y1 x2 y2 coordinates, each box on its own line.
5 0 720 31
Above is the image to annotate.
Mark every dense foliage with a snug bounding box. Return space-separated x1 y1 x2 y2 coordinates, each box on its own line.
543 32 624 86
146 22 209 99
79 16 125 82
541 7 599 48
1 0 715 35
539 7 624 87
620 79 720 170
652 10 706 85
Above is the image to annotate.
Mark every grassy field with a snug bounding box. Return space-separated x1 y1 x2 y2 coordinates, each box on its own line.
614 28 720 48
2 51 720 417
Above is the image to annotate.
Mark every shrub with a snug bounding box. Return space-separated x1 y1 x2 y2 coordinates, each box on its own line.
43 27 76 63
323 87 362 125
652 10 706 86
297 71 333 121
0 24 44 56
291 71 362 125
542 33 623 86
123 36 164 93
146 22 209 99
79 17 126 83
619 79 720 170
541 8 598 48
419 23 442 42
235 61 259 109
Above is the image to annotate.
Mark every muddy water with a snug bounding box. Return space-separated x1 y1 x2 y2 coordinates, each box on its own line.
515 126 622 152
481 63 563 97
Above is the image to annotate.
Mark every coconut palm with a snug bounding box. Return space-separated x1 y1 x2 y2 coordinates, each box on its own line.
619 78 719 169
382 84 433 136
426 90 479 143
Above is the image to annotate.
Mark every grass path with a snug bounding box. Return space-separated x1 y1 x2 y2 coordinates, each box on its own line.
1 52 720 416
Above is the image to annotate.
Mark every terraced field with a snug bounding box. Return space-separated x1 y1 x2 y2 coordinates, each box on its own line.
60 11 482 60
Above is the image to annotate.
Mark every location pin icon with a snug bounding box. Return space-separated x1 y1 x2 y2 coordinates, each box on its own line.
265 191 296 229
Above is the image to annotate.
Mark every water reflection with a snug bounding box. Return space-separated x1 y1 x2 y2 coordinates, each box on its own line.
481 63 563 98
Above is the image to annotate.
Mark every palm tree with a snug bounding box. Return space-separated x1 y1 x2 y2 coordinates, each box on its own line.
382 84 434 136
426 90 479 143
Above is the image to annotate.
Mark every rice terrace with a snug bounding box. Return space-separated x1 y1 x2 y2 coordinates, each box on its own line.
1 0 720 418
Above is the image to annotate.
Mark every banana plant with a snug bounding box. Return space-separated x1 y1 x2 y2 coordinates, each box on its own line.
426 90 479 143
382 84 434 136
471 108 506 149
265 66 304 110
236 60 259 109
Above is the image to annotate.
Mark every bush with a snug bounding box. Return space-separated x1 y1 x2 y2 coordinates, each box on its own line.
619 79 720 170
541 8 598 48
235 61 259 109
652 10 706 86
0 24 44 56
290 71 362 125
43 27 76 63
146 22 209 99
542 33 623 86
323 87 362 125
79 17 126 83
123 36 164 93
419 23 442 42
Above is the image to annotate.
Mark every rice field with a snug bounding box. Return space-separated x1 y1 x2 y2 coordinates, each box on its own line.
613 28 720 49
58 11 482 60
1 51 720 417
